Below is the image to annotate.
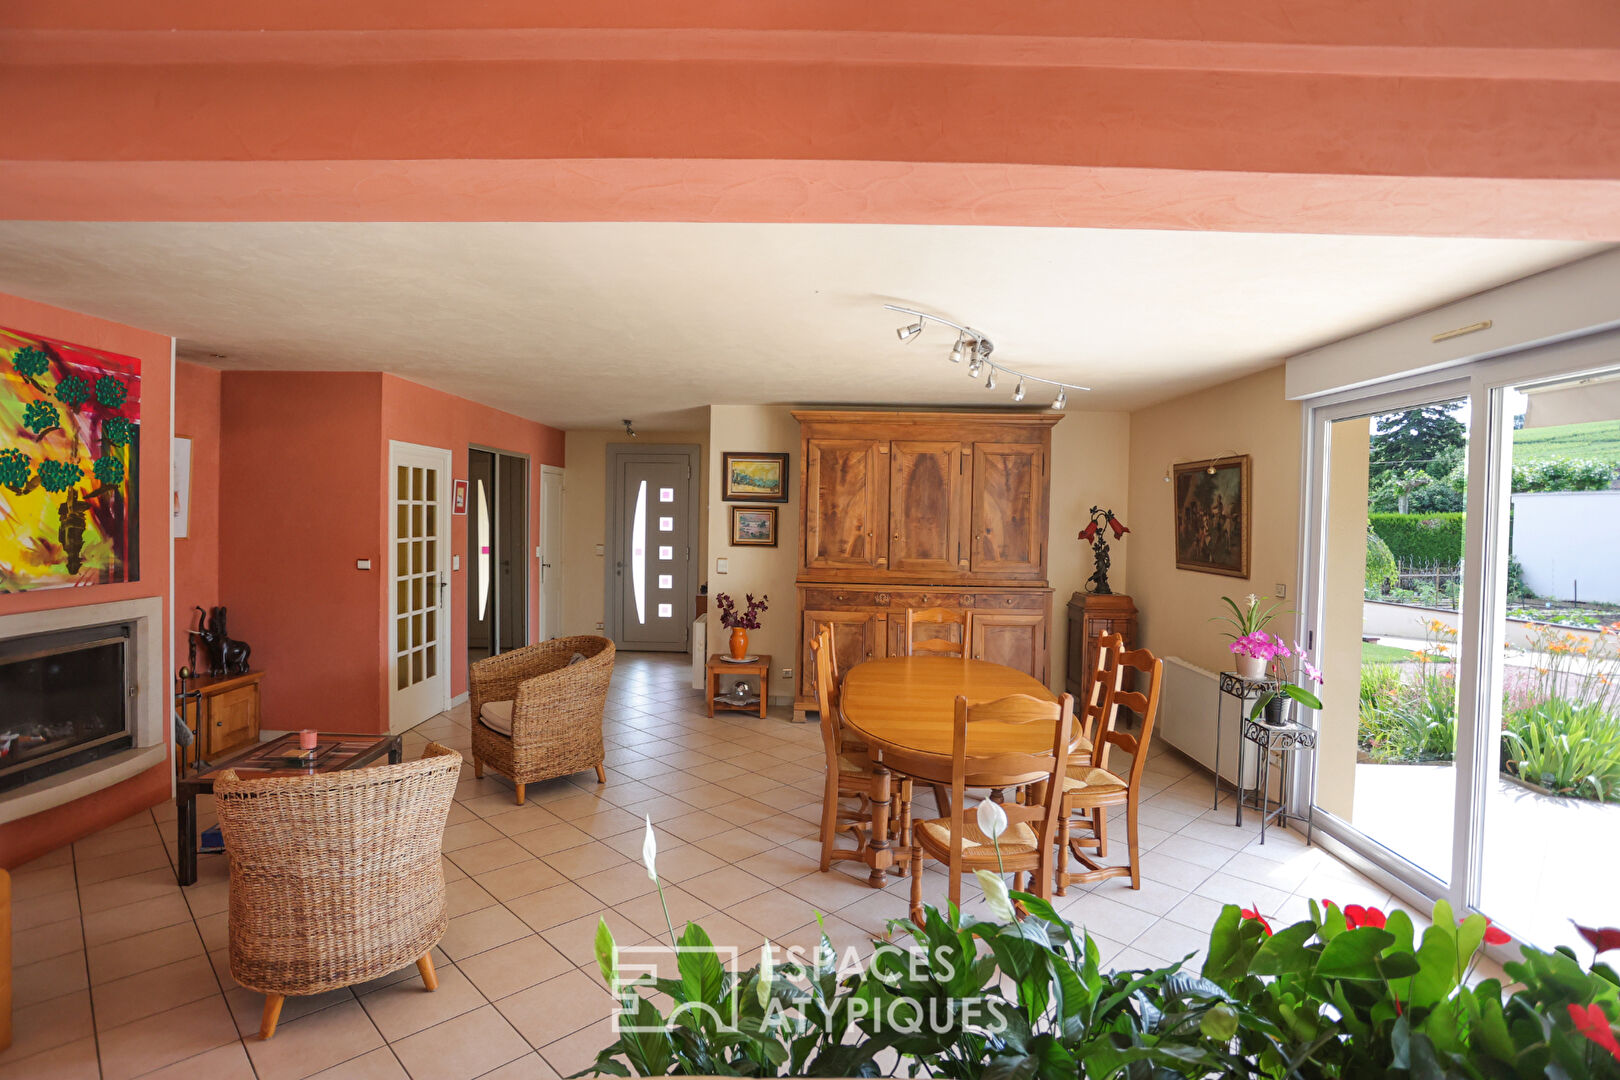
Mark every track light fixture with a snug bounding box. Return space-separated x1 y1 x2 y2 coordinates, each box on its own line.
883 304 1088 411
622 418 638 438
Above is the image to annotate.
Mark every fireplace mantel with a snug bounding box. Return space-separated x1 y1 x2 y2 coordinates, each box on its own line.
0 595 167 825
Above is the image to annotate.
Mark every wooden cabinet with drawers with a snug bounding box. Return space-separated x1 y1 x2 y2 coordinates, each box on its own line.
791 411 1061 720
182 670 264 762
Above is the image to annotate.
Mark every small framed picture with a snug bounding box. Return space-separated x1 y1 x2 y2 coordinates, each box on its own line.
452 478 469 516
722 452 789 503
730 506 778 546
1172 455 1251 578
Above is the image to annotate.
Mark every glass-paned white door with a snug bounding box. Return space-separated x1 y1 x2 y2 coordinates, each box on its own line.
390 441 451 731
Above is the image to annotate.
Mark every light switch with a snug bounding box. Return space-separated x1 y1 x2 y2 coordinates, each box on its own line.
452 555 461 571
1275 583 1287 599
716 558 729 574
535 545 543 558
595 543 605 556
356 558 371 570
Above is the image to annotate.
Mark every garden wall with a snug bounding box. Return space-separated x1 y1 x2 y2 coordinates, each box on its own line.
1362 601 1603 651
1512 490 1620 604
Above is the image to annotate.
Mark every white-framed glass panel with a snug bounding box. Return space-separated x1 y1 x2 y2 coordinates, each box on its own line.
658 545 673 559
658 516 674 531
659 487 675 502
658 574 673 589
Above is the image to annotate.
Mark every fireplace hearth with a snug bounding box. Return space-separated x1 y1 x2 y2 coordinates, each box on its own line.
0 620 135 794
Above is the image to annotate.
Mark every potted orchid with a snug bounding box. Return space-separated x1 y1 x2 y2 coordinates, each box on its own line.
1237 631 1324 725
715 592 768 660
1215 593 1289 679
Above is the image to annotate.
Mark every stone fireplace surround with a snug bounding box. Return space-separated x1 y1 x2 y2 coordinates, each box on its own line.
0 594 167 825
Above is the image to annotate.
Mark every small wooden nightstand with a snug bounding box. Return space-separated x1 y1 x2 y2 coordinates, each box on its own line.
181 670 264 761
706 653 770 718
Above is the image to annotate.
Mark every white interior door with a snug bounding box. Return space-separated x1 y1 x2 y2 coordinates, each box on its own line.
540 466 564 640
390 441 451 732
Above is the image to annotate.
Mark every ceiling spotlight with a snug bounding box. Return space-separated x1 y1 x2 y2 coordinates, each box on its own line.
622 419 638 438
1013 379 1026 403
880 303 1089 410
1052 389 1067 411
897 320 924 342
985 368 997 390
949 335 967 363
968 357 984 378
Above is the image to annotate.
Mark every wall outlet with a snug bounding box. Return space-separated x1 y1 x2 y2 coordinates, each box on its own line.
595 621 604 630
1275 583 1287 598
716 558 729 574
781 667 792 680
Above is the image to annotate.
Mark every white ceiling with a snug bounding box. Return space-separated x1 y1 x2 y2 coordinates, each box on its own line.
0 222 1603 428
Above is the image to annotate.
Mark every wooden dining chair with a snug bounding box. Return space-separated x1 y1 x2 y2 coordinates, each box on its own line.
904 607 972 658
907 692 1075 922
810 627 910 879
1056 638 1164 892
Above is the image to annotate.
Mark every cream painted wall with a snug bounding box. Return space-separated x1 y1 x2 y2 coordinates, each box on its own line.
706 405 801 700
1047 412 1132 694
561 424 709 639
1126 365 1303 675
1317 417 1371 818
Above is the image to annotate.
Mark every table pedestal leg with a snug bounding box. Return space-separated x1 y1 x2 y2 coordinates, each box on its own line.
867 763 892 888
177 795 198 887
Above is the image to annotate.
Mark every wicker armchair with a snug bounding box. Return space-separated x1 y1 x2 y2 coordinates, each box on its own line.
469 635 615 804
213 742 462 1040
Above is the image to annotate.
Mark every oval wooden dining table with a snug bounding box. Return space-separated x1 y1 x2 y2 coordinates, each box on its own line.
838 656 1065 885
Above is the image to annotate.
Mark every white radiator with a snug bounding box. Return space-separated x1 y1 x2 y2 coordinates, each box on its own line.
1156 656 1254 788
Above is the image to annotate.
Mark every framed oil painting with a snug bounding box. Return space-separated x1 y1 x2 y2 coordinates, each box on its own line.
730 506 777 546
1173 455 1250 578
722 452 789 503
1 325 141 591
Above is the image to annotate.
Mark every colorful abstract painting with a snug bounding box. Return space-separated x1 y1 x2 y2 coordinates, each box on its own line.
0 326 140 591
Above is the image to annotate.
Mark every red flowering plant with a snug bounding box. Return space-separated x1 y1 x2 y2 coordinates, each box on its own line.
1203 897 1620 1078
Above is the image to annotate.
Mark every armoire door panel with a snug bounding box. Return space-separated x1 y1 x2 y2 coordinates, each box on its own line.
805 439 888 570
889 441 963 574
970 443 1045 576
970 612 1046 682
800 609 887 704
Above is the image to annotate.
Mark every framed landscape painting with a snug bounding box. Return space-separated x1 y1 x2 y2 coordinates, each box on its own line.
730 506 777 546
1173 455 1250 578
722 452 788 502
1 325 142 591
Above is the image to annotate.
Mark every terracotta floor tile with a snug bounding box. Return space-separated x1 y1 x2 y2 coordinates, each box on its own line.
13 915 83 967
476 1051 562 1079
692 827 777 862
86 920 205 985
441 818 505 852
359 962 485 1041
309 1046 411 1079
0 1035 99 1080
511 822 595 858
389 1005 532 1080
475 858 566 903
0 988 92 1065
493 969 615 1048
13 951 89 1008
539 1017 616 1077
444 877 499 918
139 1040 258 1079
680 864 774 908
447 837 534 877
539 841 625 880
245 997 387 1080
611 883 714 938
93 952 221 1030
505 881 606 934
82 888 194 947
224 984 358 1039
10 863 76 901
74 843 172 886
97 990 240 1080
438 904 534 960
576 860 660 906
12 888 81 932
540 910 650 967
456 935 573 1001
77 865 180 916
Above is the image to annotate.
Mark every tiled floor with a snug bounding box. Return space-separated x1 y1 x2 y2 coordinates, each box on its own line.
4 652 1412 1079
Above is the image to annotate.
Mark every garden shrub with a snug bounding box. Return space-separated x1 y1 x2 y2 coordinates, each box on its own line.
1369 511 1465 565
1364 529 1397 595
1447 456 1615 494
1502 698 1620 801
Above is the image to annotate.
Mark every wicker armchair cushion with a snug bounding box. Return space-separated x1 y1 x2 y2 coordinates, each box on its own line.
479 700 514 736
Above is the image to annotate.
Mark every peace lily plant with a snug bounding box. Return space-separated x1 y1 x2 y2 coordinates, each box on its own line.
583 815 1620 1078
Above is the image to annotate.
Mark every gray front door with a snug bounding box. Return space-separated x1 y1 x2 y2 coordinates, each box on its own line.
612 450 696 651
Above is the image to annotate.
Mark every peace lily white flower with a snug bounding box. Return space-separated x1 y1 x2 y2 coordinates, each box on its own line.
1245 593 1259 609
974 869 1017 923
757 940 774 1008
642 814 659 882
975 798 1008 841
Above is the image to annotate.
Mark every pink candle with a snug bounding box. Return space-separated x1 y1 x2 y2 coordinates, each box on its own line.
299 729 318 751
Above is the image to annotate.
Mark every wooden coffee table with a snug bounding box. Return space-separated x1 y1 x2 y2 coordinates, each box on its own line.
174 731 401 885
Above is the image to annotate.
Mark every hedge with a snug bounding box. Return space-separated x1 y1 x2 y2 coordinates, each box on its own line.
1368 512 1465 565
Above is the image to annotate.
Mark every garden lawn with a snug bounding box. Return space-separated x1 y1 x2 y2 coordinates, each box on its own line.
1362 641 1422 664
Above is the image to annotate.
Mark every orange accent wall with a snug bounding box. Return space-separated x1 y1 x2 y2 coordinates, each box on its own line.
215 371 563 735
173 360 221 667
0 292 173 870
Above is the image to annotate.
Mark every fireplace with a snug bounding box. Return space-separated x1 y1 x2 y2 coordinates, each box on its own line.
0 620 136 794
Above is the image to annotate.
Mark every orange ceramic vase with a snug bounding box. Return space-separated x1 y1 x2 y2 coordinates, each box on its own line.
729 627 749 660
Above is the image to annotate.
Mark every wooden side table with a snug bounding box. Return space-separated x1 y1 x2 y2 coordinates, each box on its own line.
1066 592 1137 701
706 653 770 718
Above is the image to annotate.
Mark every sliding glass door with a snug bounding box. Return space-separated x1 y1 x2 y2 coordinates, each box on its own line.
1301 333 1620 951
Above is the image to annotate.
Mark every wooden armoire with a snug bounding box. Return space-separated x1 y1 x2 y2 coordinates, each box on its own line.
791 409 1062 720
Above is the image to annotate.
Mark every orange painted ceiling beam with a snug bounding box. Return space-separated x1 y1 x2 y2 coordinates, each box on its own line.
3 4 1618 237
